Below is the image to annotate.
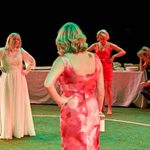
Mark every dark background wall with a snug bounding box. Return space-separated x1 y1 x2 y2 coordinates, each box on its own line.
0 3 149 66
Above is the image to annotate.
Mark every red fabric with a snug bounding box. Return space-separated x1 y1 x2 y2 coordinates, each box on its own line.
96 46 113 81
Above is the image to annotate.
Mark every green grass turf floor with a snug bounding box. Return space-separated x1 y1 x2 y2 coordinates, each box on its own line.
0 104 150 150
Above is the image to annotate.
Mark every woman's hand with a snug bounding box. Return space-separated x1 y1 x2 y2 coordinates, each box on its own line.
110 56 115 62
21 69 28 76
140 81 150 87
0 66 6 73
99 112 105 119
59 99 69 108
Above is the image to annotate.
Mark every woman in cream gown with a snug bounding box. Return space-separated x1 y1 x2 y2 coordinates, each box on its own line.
0 32 36 139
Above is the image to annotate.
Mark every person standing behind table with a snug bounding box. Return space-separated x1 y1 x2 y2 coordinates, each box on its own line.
44 22 105 150
87 29 126 115
0 32 36 139
137 46 150 103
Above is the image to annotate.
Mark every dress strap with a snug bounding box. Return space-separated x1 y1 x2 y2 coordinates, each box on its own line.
60 56 72 69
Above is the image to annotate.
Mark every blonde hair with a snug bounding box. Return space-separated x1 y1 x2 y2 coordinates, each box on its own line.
96 29 110 41
5 32 22 50
55 22 88 55
137 46 150 57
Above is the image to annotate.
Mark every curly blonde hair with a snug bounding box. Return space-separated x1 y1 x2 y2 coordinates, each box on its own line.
55 22 88 55
137 46 150 57
96 29 110 41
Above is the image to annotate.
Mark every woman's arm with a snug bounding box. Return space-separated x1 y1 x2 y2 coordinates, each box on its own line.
110 43 126 61
87 43 96 52
44 57 66 107
140 80 150 87
0 48 5 72
139 57 147 71
22 49 36 75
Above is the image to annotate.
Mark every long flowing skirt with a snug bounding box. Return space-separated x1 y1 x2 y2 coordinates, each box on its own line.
0 70 36 139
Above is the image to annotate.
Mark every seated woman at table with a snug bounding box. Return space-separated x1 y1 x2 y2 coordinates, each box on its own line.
137 46 150 102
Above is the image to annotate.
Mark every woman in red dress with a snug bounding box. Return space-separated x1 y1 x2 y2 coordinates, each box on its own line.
87 29 126 115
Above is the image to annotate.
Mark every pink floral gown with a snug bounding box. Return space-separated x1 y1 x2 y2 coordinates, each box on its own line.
58 55 101 150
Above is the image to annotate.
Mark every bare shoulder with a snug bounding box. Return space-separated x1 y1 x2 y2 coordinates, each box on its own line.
21 48 34 56
50 56 65 73
93 42 99 48
109 42 117 47
21 48 28 53
87 42 98 50
52 56 64 66
0 47 5 55
109 42 125 51
87 51 93 57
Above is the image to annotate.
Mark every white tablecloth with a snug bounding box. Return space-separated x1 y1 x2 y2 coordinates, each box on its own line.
26 70 51 104
26 70 147 108
112 71 147 108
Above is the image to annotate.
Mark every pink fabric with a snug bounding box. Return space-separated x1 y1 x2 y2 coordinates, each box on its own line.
58 56 101 150
26 71 51 103
112 71 146 107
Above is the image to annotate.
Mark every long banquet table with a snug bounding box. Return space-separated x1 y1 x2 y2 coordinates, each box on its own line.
26 69 148 108
112 71 147 108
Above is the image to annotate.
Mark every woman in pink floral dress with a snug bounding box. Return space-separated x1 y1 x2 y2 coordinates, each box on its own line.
44 22 105 150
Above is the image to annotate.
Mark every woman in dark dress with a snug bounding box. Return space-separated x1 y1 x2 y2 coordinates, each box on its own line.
137 46 150 102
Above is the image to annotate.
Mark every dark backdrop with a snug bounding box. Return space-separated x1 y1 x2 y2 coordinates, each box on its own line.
0 3 149 66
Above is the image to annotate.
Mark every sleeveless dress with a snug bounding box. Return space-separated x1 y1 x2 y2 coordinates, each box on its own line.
58 55 101 150
95 44 113 81
0 49 36 139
